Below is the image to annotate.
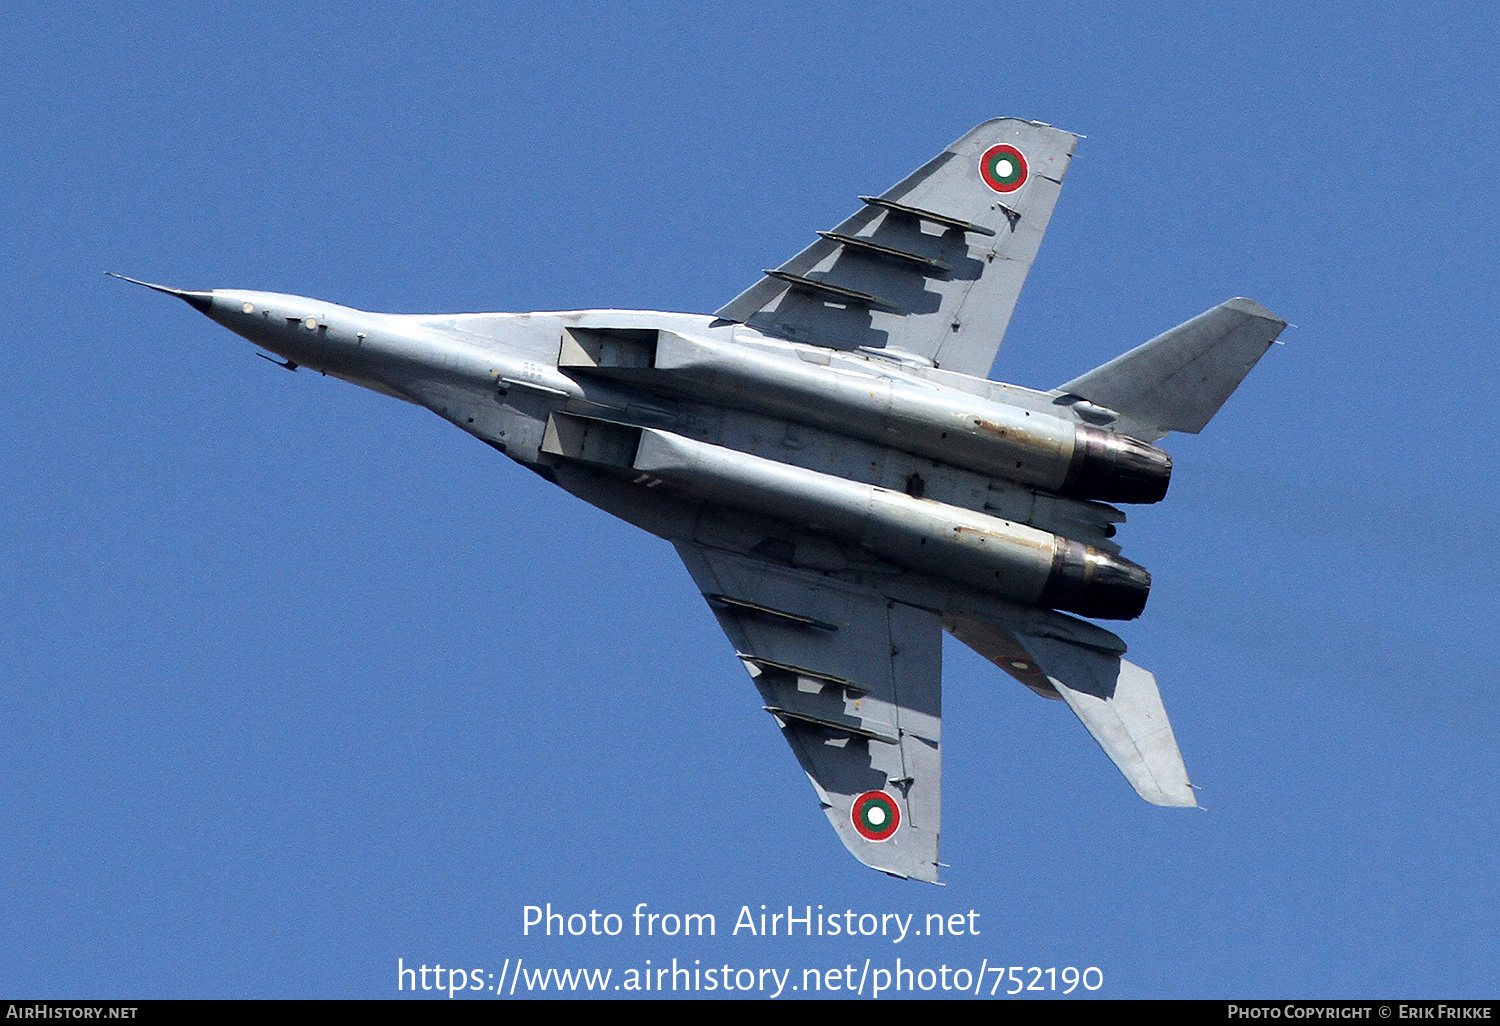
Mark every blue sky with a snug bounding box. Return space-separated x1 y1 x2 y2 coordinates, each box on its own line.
2 0 1497 999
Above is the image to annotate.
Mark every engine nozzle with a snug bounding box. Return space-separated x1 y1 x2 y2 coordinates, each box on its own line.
1062 428 1172 505
1039 539 1152 620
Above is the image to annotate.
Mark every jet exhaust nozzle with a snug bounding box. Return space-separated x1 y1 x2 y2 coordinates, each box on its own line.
1039 539 1152 620
1062 428 1172 505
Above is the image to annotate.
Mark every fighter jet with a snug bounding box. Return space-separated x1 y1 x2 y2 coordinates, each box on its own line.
115 118 1284 882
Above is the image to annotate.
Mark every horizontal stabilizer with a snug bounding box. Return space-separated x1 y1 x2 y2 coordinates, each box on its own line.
1057 298 1286 441
1016 633 1196 807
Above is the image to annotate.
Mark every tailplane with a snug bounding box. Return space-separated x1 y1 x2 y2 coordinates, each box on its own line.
948 613 1196 808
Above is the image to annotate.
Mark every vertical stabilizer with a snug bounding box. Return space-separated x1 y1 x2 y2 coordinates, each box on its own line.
1057 298 1286 441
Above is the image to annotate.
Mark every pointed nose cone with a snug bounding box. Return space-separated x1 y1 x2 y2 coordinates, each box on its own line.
106 273 215 314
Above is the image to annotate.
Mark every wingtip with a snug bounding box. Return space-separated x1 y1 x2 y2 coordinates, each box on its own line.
1224 296 1287 326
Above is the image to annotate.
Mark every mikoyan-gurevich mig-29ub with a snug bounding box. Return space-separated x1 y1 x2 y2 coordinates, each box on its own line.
115 118 1284 883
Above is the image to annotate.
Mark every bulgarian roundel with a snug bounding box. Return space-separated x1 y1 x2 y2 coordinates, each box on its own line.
979 144 1028 193
851 790 901 842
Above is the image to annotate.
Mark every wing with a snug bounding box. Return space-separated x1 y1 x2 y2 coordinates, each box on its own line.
675 541 943 882
948 614 1196 808
716 118 1078 378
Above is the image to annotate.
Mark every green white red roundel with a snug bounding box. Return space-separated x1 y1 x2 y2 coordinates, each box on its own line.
979 143 1028 193
851 790 901 842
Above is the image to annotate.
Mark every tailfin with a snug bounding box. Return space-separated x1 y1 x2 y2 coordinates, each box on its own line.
1056 298 1286 441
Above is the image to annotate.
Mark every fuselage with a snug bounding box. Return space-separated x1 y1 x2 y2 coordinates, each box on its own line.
189 287 1159 620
